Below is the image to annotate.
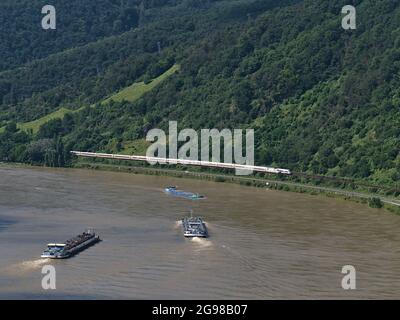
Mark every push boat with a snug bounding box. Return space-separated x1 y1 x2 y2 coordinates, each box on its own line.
165 186 206 200
182 211 209 238
41 229 101 259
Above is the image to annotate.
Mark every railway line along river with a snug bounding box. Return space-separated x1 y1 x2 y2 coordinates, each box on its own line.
1 166 400 299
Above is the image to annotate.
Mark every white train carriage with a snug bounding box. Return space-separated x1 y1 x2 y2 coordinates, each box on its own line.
71 151 292 175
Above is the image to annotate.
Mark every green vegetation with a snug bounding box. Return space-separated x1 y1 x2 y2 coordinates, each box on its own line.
102 64 180 104
18 107 72 134
120 139 150 155
0 0 189 72
2 64 180 134
0 0 399 200
368 198 383 209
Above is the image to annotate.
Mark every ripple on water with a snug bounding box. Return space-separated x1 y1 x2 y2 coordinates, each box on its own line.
2 167 400 299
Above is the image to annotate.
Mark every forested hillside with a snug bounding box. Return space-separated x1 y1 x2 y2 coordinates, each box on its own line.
0 0 140 71
0 0 290 122
0 0 399 189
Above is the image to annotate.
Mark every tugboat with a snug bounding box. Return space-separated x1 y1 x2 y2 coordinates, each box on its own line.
182 210 209 238
165 186 206 200
41 229 101 259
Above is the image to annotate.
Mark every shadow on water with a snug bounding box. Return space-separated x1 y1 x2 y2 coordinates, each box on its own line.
0 217 17 232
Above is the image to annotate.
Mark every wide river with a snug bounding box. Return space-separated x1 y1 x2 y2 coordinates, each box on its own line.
0 166 399 299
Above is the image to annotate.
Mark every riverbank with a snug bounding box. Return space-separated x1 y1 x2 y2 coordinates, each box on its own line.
73 161 400 214
1 161 399 215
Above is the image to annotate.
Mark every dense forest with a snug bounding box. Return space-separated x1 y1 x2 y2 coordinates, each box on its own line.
0 0 140 71
0 0 399 189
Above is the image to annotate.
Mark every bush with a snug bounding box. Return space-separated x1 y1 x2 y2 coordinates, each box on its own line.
368 197 383 209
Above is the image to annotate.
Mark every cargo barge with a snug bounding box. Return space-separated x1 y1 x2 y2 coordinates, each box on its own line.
41 229 101 259
165 186 206 200
182 211 209 238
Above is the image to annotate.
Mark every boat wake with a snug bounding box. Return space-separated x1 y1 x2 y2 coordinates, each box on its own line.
174 220 182 228
19 258 51 270
190 237 212 248
2 258 51 275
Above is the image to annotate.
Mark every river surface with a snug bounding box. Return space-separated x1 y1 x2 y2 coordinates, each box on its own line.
0 166 399 299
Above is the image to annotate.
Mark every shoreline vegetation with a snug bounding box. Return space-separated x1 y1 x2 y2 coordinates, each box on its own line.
2 160 399 216
1 0 400 216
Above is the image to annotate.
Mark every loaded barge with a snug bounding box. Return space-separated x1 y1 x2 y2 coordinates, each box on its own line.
41 229 101 259
182 211 209 238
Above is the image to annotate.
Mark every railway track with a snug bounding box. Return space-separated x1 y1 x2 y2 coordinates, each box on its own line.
71 151 400 207
292 172 400 194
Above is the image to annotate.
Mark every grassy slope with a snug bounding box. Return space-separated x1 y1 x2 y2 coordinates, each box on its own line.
102 64 180 104
17 107 72 133
120 139 150 155
1 64 180 134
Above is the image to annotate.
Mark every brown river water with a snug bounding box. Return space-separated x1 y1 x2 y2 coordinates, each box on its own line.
0 166 399 299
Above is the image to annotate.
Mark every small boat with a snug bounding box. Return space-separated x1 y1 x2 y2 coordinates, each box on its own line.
41 229 101 259
182 210 209 238
165 186 206 200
